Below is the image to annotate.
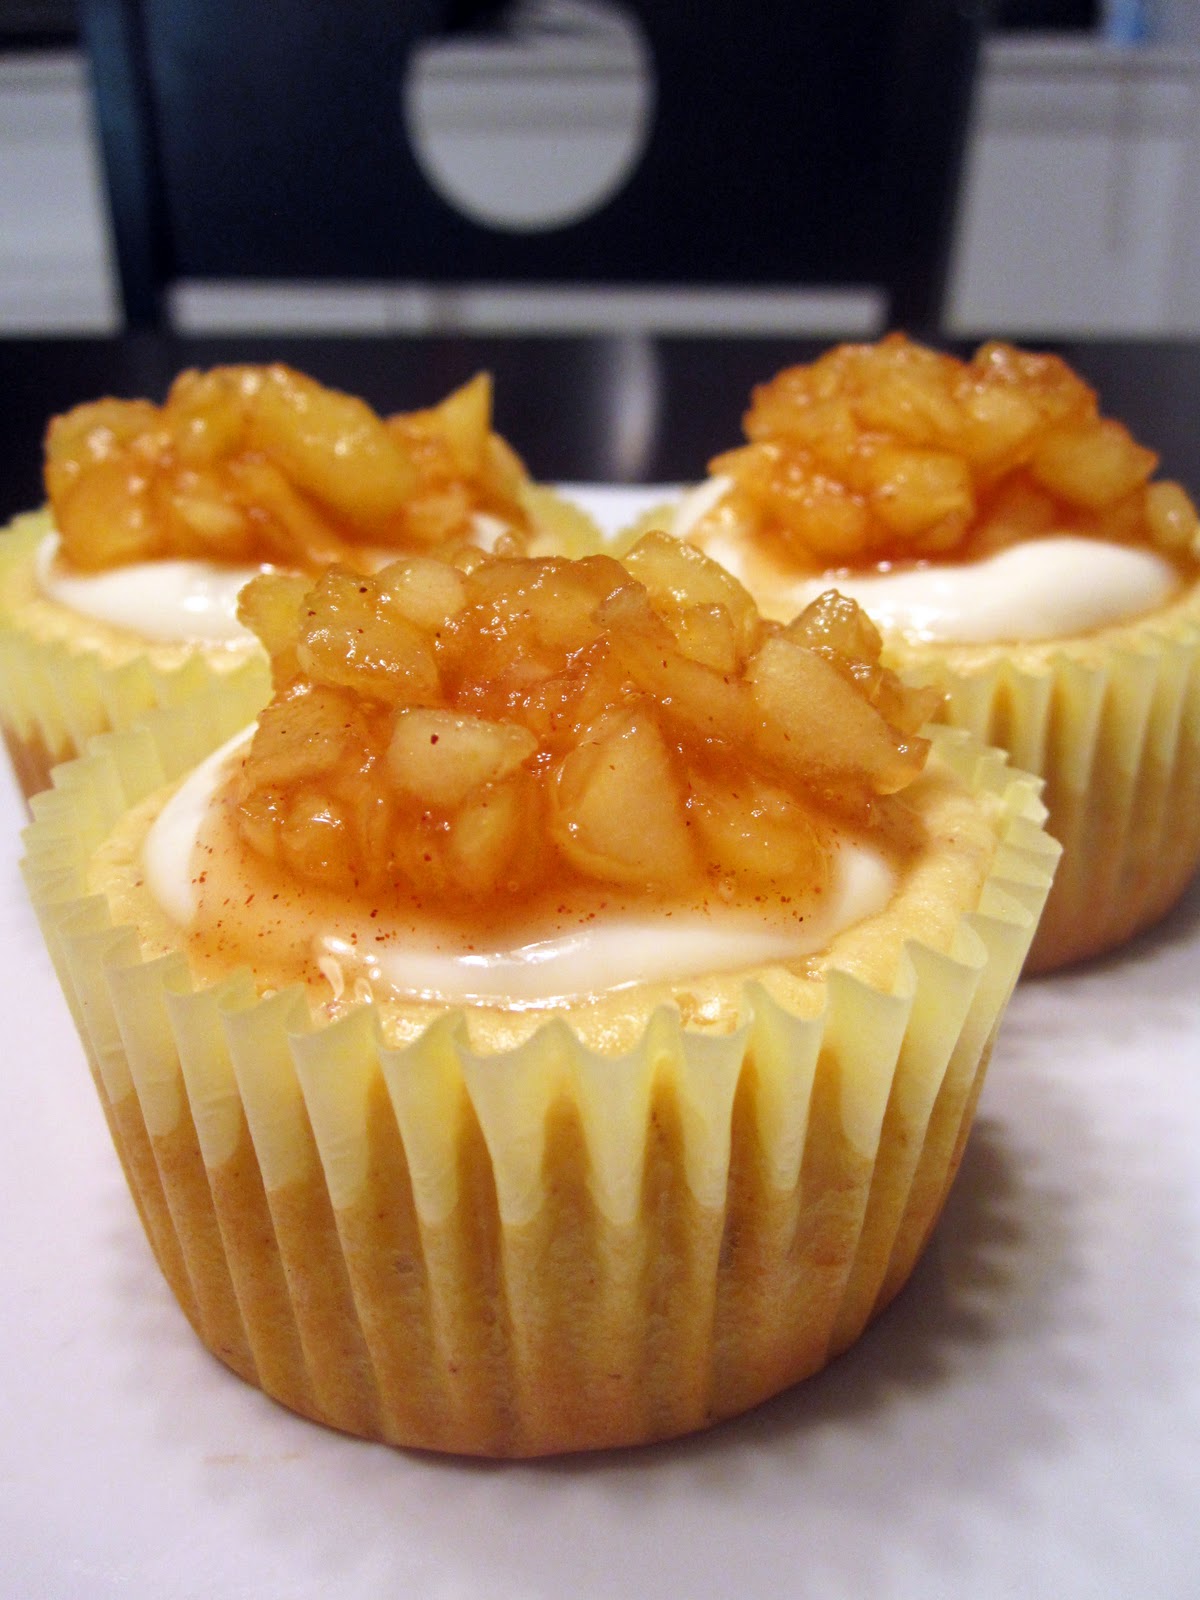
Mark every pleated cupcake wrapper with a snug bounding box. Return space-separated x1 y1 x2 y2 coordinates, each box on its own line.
886 589 1200 971
0 512 273 798
23 714 1057 1455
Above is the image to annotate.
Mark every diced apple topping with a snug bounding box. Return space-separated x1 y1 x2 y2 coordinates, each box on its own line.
387 710 538 808
44 366 535 572
550 710 697 888
708 334 1199 568
230 534 938 907
748 637 924 802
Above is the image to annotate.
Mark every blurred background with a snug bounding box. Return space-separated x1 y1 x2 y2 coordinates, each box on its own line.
1 0 1199 339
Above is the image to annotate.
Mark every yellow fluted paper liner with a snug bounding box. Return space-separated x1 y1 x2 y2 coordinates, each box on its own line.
886 581 1200 971
0 511 274 798
24 712 1058 1455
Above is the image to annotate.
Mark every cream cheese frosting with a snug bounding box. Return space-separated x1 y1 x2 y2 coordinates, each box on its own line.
144 729 897 1006
36 532 266 646
672 478 1181 643
34 508 524 648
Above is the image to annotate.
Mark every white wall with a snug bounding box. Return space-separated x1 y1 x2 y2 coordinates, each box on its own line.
0 49 116 331
947 36 1200 336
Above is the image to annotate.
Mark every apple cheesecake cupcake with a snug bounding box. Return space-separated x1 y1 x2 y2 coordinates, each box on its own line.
0 364 596 798
659 335 1200 972
24 531 1056 1456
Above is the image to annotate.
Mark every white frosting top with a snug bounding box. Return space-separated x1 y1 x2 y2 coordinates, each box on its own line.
36 533 265 645
673 479 1180 643
144 729 897 1006
35 508 518 647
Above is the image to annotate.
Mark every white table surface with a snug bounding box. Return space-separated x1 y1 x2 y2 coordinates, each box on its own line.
2 489 1199 1600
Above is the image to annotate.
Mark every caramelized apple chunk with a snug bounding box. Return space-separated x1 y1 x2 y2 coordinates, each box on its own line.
293 569 440 705
550 709 697 888
387 710 538 808
783 590 943 736
231 537 938 906
709 333 1199 569
44 365 535 572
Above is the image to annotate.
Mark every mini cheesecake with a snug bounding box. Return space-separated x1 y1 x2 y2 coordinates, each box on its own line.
24 533 1057 1455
